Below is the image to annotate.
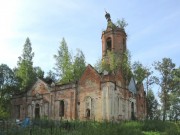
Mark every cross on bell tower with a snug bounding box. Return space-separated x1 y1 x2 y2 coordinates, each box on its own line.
102 12 127 59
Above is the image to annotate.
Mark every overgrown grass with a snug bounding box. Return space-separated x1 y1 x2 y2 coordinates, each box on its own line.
0 119 179 135
142 120 180 134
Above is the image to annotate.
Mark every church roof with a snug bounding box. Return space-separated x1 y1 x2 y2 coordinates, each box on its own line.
128 77 137 94
105 11 117 30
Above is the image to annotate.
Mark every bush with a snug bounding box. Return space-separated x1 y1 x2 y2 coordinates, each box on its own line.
142 120 167 132
142 120 180 134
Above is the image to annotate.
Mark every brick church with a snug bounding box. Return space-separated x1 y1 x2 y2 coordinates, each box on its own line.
11 12 146 121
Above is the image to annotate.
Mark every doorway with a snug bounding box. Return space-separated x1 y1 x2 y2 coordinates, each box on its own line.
86 108 90 119
35 104 40 119
131 102 135 120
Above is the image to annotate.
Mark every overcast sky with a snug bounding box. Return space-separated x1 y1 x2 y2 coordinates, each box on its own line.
0 0 180 77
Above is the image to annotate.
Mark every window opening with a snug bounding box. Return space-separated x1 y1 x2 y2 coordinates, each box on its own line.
86 108 90 118
16 105 20 119
59 100 65 117
106 38 112 51
131 102 135 120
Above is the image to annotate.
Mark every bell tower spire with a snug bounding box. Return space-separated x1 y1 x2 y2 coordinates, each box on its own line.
102 12 127 59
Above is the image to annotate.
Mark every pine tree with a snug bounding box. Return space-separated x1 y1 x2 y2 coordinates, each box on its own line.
54 38 73 83
54 39 86 84
73 49 86 80
15 37 36 91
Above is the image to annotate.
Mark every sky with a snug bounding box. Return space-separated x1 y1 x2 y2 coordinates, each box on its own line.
0 0 180 84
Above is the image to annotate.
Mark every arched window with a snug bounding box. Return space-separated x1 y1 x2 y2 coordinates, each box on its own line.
131 102 134 112
59 100 64 117
86 108 90 118
85 96 92 119
106 37 112 51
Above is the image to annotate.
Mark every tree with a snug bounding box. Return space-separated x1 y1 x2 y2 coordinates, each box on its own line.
45 70 57 83
54 38 87 84
0 64 18 118
121 50 132 83
132 61 159 119
54 38 73 83
101 50 132 85
168 67 180 121
34 66 44 79
132 61 148 83
94 58 103 73
154 58 176 121
171 67 180 94
146 89 159 120
0 64 18 100
0 64 15 90
169 92 180 121
101 50 121 73
116 18 128 29
73 49 86 80
15 37 36 91
132 61 158 93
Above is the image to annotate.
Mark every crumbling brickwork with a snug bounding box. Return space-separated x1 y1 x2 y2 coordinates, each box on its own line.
11 13 146 121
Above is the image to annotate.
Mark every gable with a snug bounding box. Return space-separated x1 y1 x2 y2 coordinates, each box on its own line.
27 79 51 96
128 77 137 94
79 64 101 87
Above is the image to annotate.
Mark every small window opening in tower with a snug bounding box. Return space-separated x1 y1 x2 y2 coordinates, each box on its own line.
123 38 126 50
106 37 112 51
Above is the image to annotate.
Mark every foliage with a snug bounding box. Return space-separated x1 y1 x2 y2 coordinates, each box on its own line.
142 131 160 135
169 70 180 120
153 58 176 121
101 50 121 73
72 49 86 81
15 37 37 91
54 38 74 83
0 64 18 115
0 120 179 135
54 38 86 84
54 38 73 83
0 104 10 118
44 70 57 84
94 58 103 73
121 50 132 83
116 18 128 29
146 89 159 120
168 68 180 121
34 66 44 79
142 120 180 135
132 61 148 83
101 50 132 82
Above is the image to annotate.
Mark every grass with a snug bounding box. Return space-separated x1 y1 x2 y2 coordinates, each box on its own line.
0 119 179 135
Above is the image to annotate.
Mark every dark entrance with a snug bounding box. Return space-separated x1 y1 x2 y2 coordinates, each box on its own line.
106 37 112 51
131 102 135 120
35 104 40 119
59 100 65 117
86 108 90 119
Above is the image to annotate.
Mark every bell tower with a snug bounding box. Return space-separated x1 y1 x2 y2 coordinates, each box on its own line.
102 12 127 58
